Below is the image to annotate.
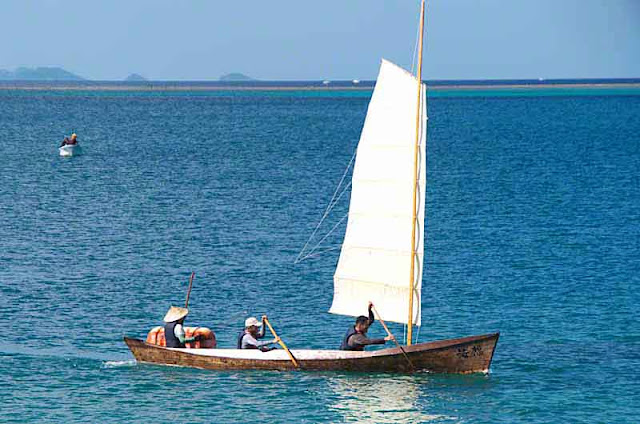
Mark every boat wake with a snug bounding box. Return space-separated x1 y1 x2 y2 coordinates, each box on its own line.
101 360 137 369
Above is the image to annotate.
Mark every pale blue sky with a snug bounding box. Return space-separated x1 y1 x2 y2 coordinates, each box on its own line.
1 0 638 80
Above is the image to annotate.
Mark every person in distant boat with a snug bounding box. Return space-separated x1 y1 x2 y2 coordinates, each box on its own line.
237 316 279 351
340 302 393 351
60 133 78 147
163 306 202 348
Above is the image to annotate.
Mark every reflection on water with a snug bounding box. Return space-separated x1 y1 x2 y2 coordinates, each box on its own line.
328 374 455 423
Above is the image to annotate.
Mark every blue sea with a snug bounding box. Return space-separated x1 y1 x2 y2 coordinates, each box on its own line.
0 84 639 423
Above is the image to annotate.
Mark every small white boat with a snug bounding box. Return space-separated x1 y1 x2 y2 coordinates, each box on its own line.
59 144 81 157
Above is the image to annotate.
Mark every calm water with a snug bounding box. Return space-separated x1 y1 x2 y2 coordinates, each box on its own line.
0 88 639 423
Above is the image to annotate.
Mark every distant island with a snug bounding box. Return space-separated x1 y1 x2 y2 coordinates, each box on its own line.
124 73 147 82
219 72 255 82
0 67 84 81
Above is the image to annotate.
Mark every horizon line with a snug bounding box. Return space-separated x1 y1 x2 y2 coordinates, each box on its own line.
1 77 640 83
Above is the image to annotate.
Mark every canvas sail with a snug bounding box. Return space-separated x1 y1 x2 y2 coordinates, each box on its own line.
330 59 427 326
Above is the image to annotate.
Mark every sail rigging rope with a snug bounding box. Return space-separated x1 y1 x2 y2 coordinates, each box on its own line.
294 149 357 263
295 245 342 262
404 321 422 344
296 212 349 263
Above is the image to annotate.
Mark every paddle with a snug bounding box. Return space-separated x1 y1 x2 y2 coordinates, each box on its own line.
184 272 195 308
183 272 205 346
263 316 299 368
371 304 415 371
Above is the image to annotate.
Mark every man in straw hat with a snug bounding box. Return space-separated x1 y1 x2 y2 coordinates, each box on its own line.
164 306 201 348
237 316 279 351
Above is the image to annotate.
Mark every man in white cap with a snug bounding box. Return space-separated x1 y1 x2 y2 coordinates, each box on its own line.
163 306 201 348
237 316 279 351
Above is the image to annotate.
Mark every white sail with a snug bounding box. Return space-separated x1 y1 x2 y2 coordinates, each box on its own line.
330 59 427 326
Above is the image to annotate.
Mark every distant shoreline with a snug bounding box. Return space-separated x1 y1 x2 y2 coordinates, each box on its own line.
0 81 639 92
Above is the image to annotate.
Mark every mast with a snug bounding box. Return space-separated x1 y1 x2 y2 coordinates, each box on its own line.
407 0 426 346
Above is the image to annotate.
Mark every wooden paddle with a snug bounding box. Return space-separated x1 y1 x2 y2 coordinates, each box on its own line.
371 304 415 371
184 272 195 308
263 316 299 368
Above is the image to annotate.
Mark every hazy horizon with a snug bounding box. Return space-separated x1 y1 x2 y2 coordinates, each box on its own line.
3 66 640 83
1 0 638 81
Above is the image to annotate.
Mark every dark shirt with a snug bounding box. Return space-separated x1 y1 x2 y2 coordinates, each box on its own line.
347 333 386 350
366 308 374 326
344 308 386 351
164 321 185 348
60 137 77 147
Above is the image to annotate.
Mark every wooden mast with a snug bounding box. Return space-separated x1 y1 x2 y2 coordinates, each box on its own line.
407 0 426 346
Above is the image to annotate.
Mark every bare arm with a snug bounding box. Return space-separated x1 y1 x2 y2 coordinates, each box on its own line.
174 324 196 344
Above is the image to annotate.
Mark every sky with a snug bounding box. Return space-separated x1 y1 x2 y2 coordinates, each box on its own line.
0 0 638 81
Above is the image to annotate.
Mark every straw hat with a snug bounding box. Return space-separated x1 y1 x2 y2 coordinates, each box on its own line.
164 306 188 323
245 317 262 328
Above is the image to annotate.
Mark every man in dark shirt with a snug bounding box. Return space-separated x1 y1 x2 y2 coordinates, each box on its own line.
340 302 392 351
60 133 78 147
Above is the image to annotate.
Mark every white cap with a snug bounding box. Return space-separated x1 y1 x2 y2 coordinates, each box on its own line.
245 317 262 328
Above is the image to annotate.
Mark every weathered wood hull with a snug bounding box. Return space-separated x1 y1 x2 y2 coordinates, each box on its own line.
124 332 499 374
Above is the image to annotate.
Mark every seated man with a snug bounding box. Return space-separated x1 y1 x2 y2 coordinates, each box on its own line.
340 302 392 351
60 133 78 147
163 306 201 348
237 316 279 351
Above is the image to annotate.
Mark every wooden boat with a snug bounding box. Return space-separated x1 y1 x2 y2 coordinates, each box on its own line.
125 0 499 374
124 332 498 373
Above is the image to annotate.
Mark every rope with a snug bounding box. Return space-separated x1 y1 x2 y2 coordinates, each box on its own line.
327 181 353 216
295 246 342 262
412 81 426 346
295 149 357 263
295 187 351 263
295 213 349 262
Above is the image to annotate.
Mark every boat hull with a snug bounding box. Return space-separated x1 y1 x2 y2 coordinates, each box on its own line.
124 332 499 373
59 144 81 157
